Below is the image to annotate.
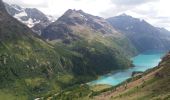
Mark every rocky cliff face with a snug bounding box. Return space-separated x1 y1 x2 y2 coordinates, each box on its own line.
4 3 55 35
107 14 170 52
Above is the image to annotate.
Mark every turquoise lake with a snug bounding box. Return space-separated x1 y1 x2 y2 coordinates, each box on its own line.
89 50 167 86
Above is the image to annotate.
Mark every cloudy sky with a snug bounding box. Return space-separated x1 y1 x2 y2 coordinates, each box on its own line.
3 0 170 30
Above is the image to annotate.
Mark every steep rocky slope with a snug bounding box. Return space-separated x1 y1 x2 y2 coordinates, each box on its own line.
42 9 122 41
4 3 54 34
42 9 137 76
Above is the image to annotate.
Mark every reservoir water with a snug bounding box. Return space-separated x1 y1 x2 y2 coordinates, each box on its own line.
89 50 166 86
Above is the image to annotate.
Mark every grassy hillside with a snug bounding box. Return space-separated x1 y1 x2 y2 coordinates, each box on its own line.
0 5 79 99
0 1 136 100
67 31 134 76
0 1 88 99
50 52 170 100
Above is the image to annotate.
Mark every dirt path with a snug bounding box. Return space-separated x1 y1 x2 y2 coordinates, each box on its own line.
94 67 163 100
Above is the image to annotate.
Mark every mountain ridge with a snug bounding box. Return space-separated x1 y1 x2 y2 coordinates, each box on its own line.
42 9 122 41
107 14 170 52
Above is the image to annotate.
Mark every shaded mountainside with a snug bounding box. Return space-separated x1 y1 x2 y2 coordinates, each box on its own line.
50 52 170 100
0 1 135 99
0 1 95 99
41 9 137 77
41 9 138 78
107 14 170 52
42 9 137 75
0 0 83 99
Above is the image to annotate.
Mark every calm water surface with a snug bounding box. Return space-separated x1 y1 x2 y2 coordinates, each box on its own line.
89 50 166 86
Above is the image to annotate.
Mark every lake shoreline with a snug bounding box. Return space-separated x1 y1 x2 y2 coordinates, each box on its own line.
88 50 167 86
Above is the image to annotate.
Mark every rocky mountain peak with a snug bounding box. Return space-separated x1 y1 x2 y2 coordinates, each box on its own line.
4 3 53 24
64 9 85 15
119 13 129 17
4 3 55 35
57 9 116 34
64 9 76 15
10 4 22 11
42 9 122 42
63 9 103 20
116 14 137 21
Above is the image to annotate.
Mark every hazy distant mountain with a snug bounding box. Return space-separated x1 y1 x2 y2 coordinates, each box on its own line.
4 3 56 34
107 14 170 52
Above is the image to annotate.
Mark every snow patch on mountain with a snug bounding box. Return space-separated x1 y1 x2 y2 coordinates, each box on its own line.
14 11 41 28
47 15 57 22
5 3 56 28
14 11 27 17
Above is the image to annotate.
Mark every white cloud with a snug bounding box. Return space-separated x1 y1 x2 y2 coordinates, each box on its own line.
39 0 112 17
3 0 48 7
110 0 159 6
2 0 170 31
125 0 170 30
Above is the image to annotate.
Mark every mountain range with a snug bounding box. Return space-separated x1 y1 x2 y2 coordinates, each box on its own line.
0 1 133 99
5 3 170 53
41 9 136 75
1 1 170 100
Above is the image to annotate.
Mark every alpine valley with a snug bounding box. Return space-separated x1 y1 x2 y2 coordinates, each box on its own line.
0 0 170 100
